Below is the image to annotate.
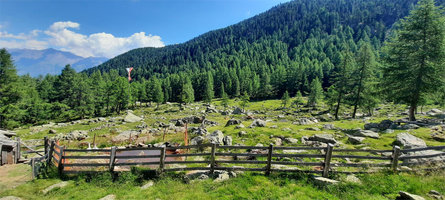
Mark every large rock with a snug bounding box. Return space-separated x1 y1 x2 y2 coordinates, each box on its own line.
348 129 380 139
223 136 233 146
293 118 317 125
207 130 224 145
248 119 266 128
205 106 218 113
308 134 337 144
348 136 365 144
395 133 427 149
284 137 299 144
140 181 154 190
112 130 140 143
400 124 420 130
58 130 89 141
313 176 339 186
124 112 143 123
0 129 16 137
322 124 335 130
396 191 425 200
191 127 208 136
191 136 205 145
232 107 243 115
364 120 394 131
42 181 69 194
225 119 242 127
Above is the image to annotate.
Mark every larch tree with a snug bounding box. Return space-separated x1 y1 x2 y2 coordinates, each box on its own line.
382 0 445 121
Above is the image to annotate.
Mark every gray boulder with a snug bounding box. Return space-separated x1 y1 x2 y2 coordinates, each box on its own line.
0 129 16 137
191 136 205 145
238 131 247 137
396 191 425 200
248 119 266 128
207 130 224 145
124 112 143 123
313 176 339 186
284 137 299 144
322 124 335 130
348 136 365 144
400 124 420 130
64 130 89 141
395 133 427 149
232 107 243 115
351 129 380 139
112 130 139 143
235 124 245 129
225 119 242 127
223 136 233 146
308 134 337 144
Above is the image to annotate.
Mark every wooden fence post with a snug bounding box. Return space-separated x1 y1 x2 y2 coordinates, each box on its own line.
31 158 36 179
210 143 217 174
323 143 334 178
15 137 21 163
265 144 274 176
391 146 401 172
159 146 166 172
47 140 55 166
109 146 117 172
44 136 48 157
58 146 65 176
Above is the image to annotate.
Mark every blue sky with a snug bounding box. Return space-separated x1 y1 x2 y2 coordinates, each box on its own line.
0 0 290 58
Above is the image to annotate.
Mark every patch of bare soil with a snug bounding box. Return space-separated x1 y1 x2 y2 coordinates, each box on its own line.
0 164 32 193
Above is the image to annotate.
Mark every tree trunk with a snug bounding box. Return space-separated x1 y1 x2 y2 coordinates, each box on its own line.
334 93 342 120
409 103 416 121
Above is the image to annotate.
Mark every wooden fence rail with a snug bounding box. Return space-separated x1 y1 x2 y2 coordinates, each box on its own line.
29 138 445 179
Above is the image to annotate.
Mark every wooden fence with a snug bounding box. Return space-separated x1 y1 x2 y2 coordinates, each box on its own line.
32 138 445 179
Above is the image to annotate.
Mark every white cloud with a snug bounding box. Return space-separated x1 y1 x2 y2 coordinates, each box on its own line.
0 21 165 58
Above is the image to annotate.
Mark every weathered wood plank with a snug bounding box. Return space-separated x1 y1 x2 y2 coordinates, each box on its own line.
63 163 109 167
165 153 211 157
216 160 268 164
271 153 325 158
64 149 111 152
216 153 268 157
164 160 209 164
400 146 445 153
64 155 110 159
115 155 160 159
331 155 391 160
399 152 445 159
270 161 323 166
115 162 160 166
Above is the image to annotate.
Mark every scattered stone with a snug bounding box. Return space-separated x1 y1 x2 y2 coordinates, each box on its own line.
431 132 445 142
207 130 224 145
344 174 361 184
235 124 245 129
401 124 420 130
396 191 425 200
428 190 443 200
124 111 143 123
364 120 394 131
206 106 218 113
99 194 116 200
395 133 427 149
223 136 233 146
313 176 339 186
348 129 380 139
293 118 316 125
112 130 140 143
284 137 299 144
42 181 69 194
270 125 278 129
213 171 230 182
238 131 247 137
140 181 154 190
383 129 394 134
272 138 283 146
282 127 292 131
348 136 365 144
191 127 207 136
305 127 320 131
191 136 205 145
48 129 57 134
232 107 244 115
308 134 337 144
322 124 335 130
0 197 22 200
225 119 242 127
248 119 266 128
57 130 89 141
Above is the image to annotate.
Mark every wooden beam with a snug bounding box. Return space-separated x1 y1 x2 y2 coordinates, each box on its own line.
323 143 334 178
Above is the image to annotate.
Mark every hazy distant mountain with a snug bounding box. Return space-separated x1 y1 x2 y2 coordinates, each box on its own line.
8 48 108 76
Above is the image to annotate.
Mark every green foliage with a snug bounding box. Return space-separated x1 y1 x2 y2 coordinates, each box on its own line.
240 93 250 111
220 83 229 109
281 90 290 108
307 78 324 107
382 0 445 121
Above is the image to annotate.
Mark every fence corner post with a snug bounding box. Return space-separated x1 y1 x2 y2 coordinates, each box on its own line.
265 144 273 176
16 137 21 163
391 145 401 173
323 143 334 178
31 158 36 179
47 140 55 166
58 146 65 176
109 146 117 173
159 146 166 173
210 143 217 174
44 136 48 156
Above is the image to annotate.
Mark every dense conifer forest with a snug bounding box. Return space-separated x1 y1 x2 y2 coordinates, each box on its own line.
0 0 444 129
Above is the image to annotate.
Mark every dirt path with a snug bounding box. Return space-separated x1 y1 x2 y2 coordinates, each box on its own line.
0 164 32 193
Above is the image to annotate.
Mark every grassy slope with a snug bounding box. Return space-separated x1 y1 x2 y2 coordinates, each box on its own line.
3 98 445 199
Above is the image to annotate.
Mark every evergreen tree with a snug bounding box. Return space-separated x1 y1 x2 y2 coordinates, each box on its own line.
307 77 324 107
220 83 229 110
281 90 290 108
240 93 250 112
203 72 214 103
330 50 355 120
382 0 445 121
180 78 195 104
0 49 21 128
293 91 304 109
352 42 377 118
